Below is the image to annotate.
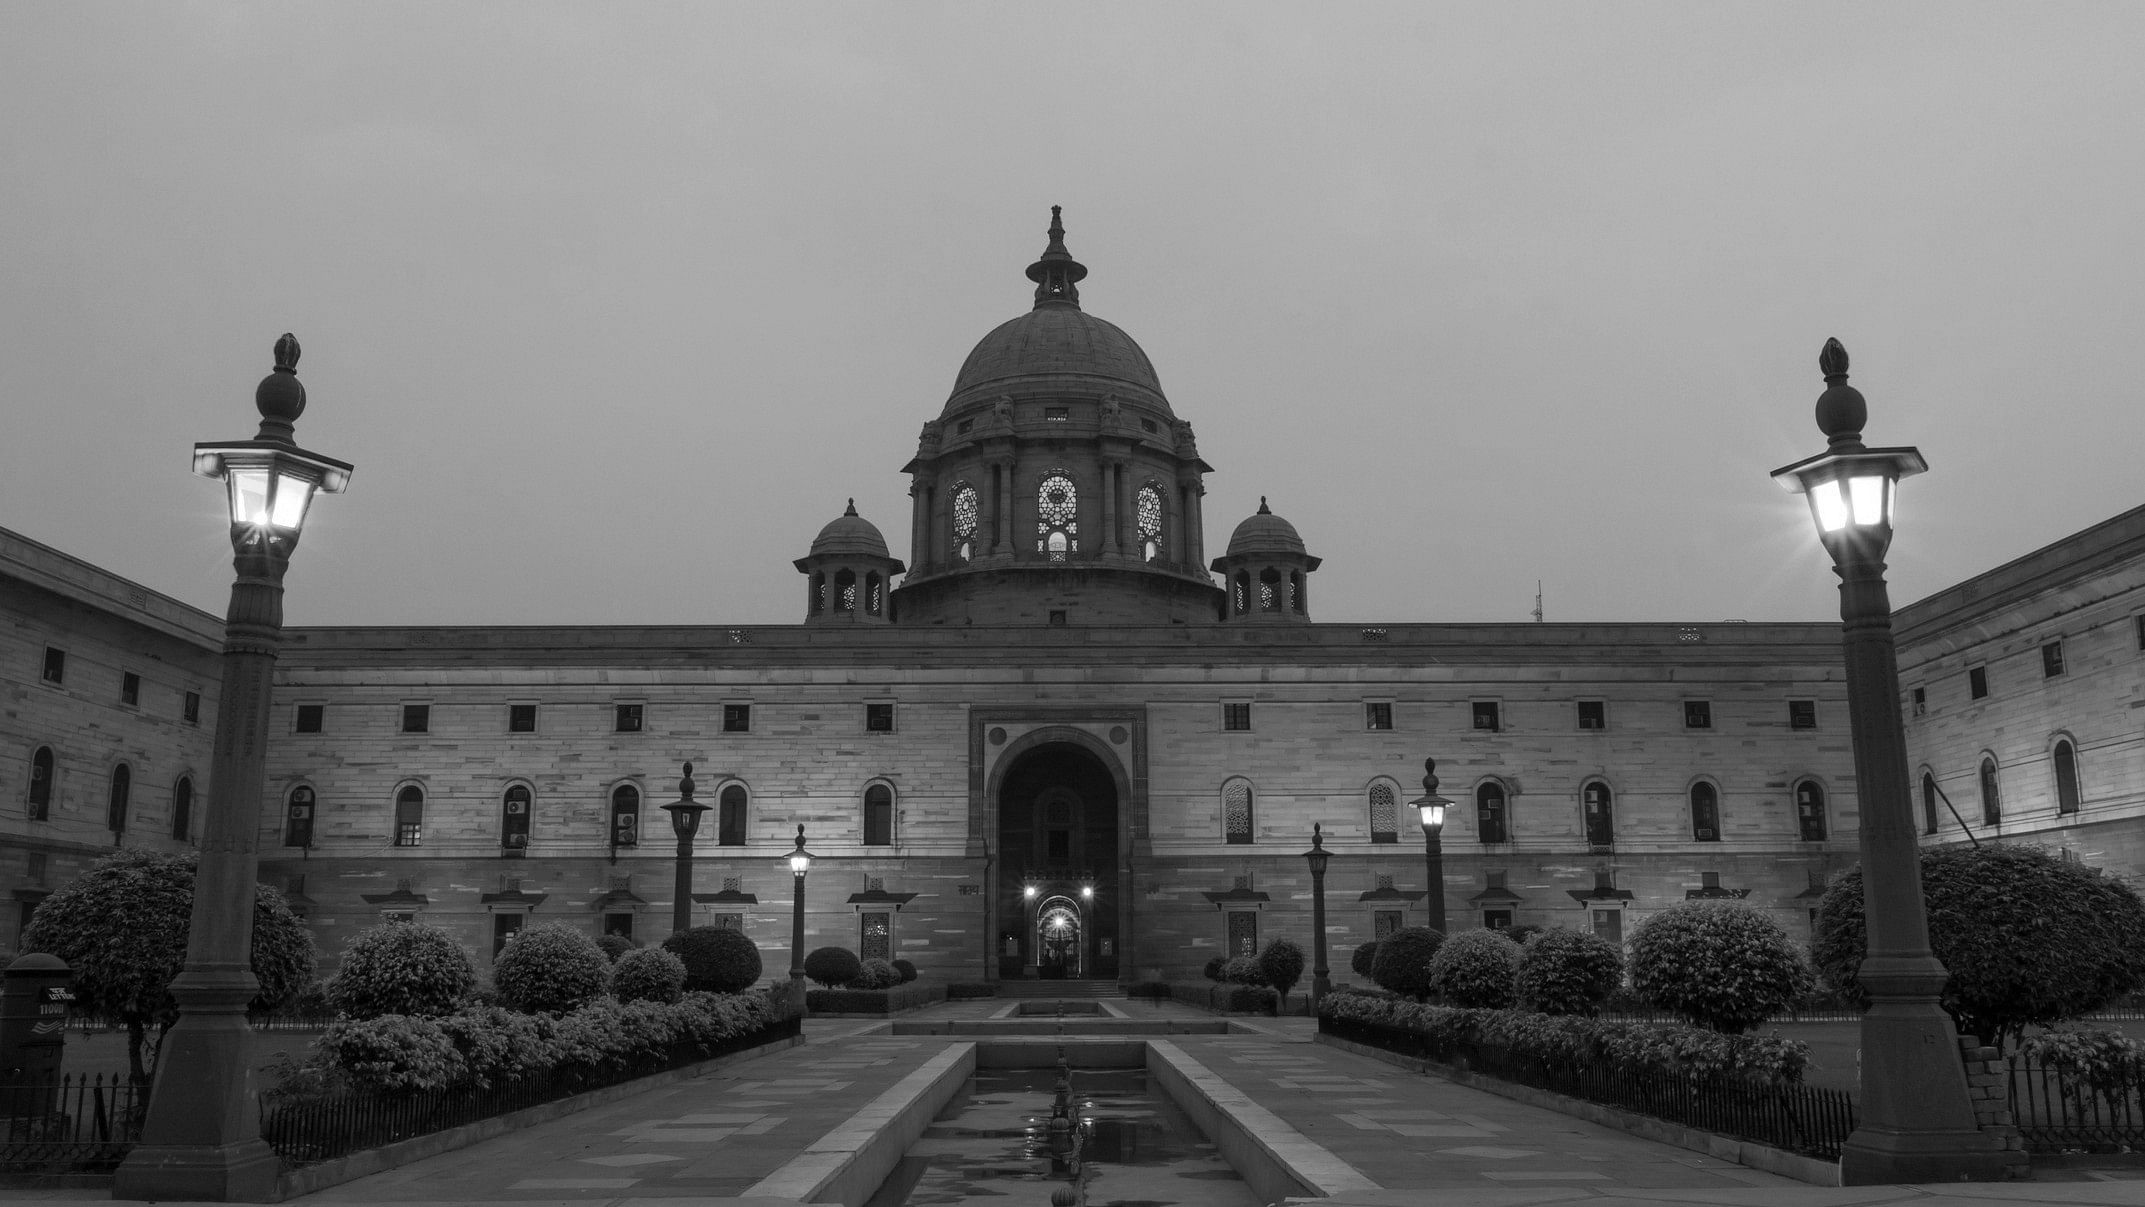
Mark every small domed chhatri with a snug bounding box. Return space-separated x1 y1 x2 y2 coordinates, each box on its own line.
795 500 904 625
808 499 894 560
1223 497 1313 559
1213 498 1319 624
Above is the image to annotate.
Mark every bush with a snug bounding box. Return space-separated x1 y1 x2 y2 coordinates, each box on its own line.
492 923 612 1014
1350 941 1379 979
1203 955 1227 981
1220 955 1266 986
947 982 996 999
330 923 476 1021
851 958 899 990
1505 923 1546 947
1370 927 1444 999
1259 939 1306 1005
596 934 637 963
1515 927 1624 1016
1815 844 2145 1050
1427 929 1520 1009
612 947 688 1004
662 927 763 994
805 982 946 1014
803 946 861 989
1630 901 1812 1034
891 959 918 984
20 849 315 1085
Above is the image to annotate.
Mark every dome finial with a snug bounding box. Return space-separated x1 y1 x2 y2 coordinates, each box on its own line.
1813 336 1868 450
1025 205 1088 311
1257 496 1271 515
844 498 857 516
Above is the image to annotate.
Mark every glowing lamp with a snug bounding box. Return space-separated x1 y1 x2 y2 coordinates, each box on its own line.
1770 338 1926 566
788 824 813 876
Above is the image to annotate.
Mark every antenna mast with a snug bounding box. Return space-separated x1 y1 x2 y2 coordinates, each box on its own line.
1532 581 1543 623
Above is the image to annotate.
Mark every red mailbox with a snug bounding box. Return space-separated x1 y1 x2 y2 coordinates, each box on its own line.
1 953 74 1116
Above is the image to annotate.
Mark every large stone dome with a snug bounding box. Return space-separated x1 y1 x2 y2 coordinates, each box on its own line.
949 307 1163 400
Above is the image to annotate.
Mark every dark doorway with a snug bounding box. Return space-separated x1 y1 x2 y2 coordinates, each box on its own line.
997 742 1120 979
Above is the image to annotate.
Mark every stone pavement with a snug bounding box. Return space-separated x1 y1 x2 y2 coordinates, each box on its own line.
13 999 2144 1206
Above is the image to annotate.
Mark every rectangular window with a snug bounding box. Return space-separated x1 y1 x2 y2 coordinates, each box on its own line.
1788 699 1817 730
509 704 537 733
864 790 894 846
1044 406 1069 421
1576 700 1605 730
615 703 643 732
1222 702 1251 732
2042 640 2065 678
1684 700 1712 729
604 913 635 940
285 787 315 847
1591 908 1623 946
1373 909 1404 939
1365 702 1392 731
295 703 324 733
1226 911 1258 958
861 911 892 960
1471 701 1500 732
723 704 751 733
120 672 140 707
401 704 430 734
41 647 64 684
492 913 524 958
1482 909 1513 931
865 702 895 732
183 691 201 724
1911 687 1926 717
1968 666 1988 699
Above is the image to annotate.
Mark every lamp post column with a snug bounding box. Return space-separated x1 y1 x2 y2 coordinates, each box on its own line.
1304 824 1332 1011
660 765 709 937
788 825 811 1015
1415 759 1450 935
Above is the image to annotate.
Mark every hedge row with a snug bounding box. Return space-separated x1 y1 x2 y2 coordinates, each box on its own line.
1157 981 1279 1015
1318 988 1809 1084
805 981 947 1015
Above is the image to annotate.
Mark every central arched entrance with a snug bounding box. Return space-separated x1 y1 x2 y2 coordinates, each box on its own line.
996 739 1121 980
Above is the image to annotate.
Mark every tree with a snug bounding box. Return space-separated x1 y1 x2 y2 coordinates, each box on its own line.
1815 844 2145 1050
612 947 688 1004
662 926 763 993
1629 901 1812 1033
20 849 314 1085
1349 941 1379 980
803 946 861 989
1258 938 1306 1009
492 923 612 1014
1369 927 1444 1000
1427 928 1520 1008
329 922 476 1020
1515 927 1624 1016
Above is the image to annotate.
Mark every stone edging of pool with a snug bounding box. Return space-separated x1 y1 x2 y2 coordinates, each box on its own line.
745 1037 1380 1207
271 1029 808 1201
1315 1030 1843 1188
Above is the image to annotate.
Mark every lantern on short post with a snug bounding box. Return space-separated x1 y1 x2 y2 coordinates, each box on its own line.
1302 822 1333 1009
658 763 711 936
786 824 814 1013
1411 758 1451 934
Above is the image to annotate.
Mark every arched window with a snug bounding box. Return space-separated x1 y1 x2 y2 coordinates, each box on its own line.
1979 757 2002 825
1037 472 1078 560
106 764 130 834
1368 780 1398 843
863 783 893 846
1258 567 1281 612
865 572 883 616
610 783 640 848
952 482 979 562
1690 782 1720 841
284 784 314 847
1232 571 1250 616
501 784 531 851
1477 781 1509 843
718 783 748 846
394 785 424 847
808 572 825 614
1136 484 1163 562
1794 781 1827 841
171 776 194 841
1289 570 1306 615
1223 779 1254 844
1581 780 1614 846
27 746 53 820
2053 740 2081 815
1921 772 1939 835
835 569 857 612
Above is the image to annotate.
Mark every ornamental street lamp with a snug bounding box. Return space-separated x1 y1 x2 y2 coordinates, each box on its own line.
1411 758 1451 934
1771 338 2008 1184
115 335 352 1203
1302 823 1333 1009
787 825 814 1014
659 763 711 936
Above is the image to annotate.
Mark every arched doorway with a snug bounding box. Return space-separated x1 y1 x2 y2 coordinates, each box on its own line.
996 740 1121 980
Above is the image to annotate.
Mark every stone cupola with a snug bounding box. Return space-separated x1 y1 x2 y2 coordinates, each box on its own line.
1211 498 1320 623
795 499 905 624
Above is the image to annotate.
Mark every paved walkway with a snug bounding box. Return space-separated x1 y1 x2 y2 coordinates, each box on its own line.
18 1000 2145 1206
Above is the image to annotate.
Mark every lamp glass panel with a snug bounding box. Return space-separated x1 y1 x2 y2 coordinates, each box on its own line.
230 469 272 526
1419 801 1445 829
1809 477 1850 533
271 472 314 529
1849 473 1888 526
790 851 810 874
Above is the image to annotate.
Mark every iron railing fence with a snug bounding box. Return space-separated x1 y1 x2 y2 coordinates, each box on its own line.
0 1074 144 1171
2008 1059 2145 1154
261 1014 799 1167
1320 1014 1857 1160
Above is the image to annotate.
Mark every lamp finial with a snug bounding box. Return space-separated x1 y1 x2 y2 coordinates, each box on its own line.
1422 757 1439 795
678 762 695 798
1312 821 1325 849
254 331 307 438
1814 337 1867 449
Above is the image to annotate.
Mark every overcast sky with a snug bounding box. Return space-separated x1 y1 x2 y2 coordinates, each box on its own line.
4 4 2140 628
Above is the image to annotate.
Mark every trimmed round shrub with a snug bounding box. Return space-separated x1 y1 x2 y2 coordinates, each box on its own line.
612 947 688 1004
1203 955 1227 981
1815 844 2145 1050
803 946 862 989
1349 941 1380 979
596 934 637 963
1515 927 1625 1016
662 927 764 994
1221 955 1266 986
891 959 918 984
1259 939 1306 1002
492 923 612 1015
852 958 899 990
1505 923 1546 947
329 922 475 1020
1630 901 1813 1033
1426 928 1520 1008
1370 927 1444 999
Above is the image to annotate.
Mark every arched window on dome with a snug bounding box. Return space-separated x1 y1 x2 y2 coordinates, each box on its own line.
1136 484 1164 562
835 569 857 612
1037 472 1078 561
1258 567 1281 612
865 572 883 616
952 482 979 563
